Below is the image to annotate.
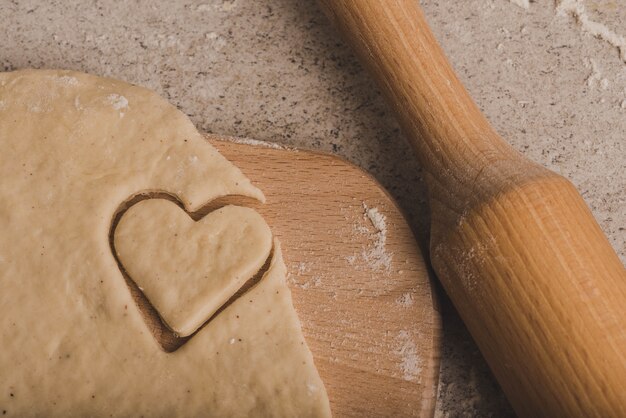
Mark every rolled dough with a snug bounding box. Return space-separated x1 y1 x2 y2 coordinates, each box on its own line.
114 199 273 337
0 69 330 417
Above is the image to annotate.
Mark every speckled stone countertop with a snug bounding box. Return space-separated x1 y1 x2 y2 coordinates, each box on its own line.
3 0 624 416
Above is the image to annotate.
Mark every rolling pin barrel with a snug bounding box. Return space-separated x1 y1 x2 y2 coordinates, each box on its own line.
318 0 626 416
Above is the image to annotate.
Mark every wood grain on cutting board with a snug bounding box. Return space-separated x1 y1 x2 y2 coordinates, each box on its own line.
212 137 441 417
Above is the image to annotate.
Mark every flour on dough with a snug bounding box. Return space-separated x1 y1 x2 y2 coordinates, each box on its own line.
0 69 330 417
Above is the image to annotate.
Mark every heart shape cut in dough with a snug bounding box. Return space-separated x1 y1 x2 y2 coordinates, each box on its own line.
114 198 272 337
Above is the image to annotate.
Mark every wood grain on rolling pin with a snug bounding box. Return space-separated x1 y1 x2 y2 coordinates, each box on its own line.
319 1 626 416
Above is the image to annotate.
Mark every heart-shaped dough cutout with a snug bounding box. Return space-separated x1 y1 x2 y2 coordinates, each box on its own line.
114 198 272 337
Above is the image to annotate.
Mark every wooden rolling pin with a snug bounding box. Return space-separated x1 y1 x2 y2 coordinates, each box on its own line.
318 1 626 416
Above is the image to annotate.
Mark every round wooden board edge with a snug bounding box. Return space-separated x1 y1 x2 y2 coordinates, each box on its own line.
207 133 442 416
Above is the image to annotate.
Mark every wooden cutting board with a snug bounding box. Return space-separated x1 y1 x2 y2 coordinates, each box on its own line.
211 136 441 417
115 134 441 417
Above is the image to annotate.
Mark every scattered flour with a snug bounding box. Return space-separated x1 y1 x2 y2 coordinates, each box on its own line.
396 293 415 308
557 0 626 63
290 276 322 290
28 103 43 113
219 0 237 12
352 223 370 235
508 0 529 9
106 93 129 117
197 1 237 12
584 58 601 86
365 204 386 233
288 262 322 290
394 330 421 382
0 100 5 110
205 32 227 51
620 99 626 109
600 78 610 89
296 262 311 275
73 96 83 111
306 381 319 396
156 34 181 49
584 58 609 88
56 75 79 86
361 203 392 272
223 136 284 150
344 203 393 272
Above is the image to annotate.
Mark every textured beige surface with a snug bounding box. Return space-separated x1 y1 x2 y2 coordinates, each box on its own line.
0 69 330 417
2 0 624 416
